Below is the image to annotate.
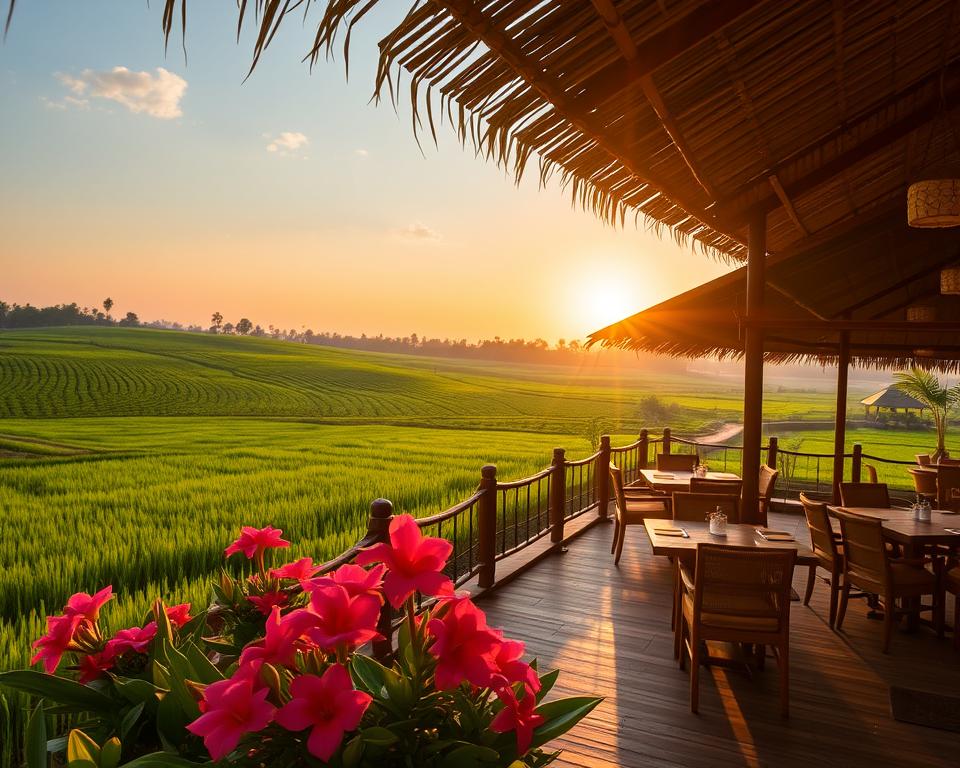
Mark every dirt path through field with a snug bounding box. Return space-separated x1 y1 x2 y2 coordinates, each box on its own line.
698 422 742 443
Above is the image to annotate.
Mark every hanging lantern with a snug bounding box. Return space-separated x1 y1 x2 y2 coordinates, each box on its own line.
906 305 936 322
907 179 960 227
942 265 960 295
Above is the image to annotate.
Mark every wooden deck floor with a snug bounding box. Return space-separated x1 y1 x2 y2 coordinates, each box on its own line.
478 512 960 768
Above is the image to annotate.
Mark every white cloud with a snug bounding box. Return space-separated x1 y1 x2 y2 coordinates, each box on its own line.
354 148 369 157
395 222 441 241
54 66 187 119
266 131 309 155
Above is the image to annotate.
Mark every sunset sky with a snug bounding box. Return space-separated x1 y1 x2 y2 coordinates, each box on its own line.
0 2 730 342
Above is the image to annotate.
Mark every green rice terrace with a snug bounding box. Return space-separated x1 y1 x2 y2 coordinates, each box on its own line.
0 327 953 762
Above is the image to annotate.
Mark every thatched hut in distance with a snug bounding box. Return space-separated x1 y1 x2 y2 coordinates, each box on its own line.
860 386 928 421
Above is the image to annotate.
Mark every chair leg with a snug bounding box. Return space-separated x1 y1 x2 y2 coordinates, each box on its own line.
778 642 789 718
614 521 627 565
689 628 700 714
828 571 839 629
836 581 851 630
882 592 895 654
678 615 687 670
610 519 619 554
803 564 816 605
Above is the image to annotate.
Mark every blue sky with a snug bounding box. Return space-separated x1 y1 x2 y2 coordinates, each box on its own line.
0 1 729 340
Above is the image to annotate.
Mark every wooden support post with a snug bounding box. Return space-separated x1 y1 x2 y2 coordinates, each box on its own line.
741 212 766 524
663 427 672 454
367 498 395 662
477 464 497 589
550 448 566 545
597 435 611 520
851 444 863 485
639 429 649 469
766 436 779 468
832 331 851 504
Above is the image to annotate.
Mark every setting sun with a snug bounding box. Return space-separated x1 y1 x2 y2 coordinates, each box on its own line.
574 271 645 334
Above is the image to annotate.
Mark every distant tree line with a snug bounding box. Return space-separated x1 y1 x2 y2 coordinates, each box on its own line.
0 298 143 329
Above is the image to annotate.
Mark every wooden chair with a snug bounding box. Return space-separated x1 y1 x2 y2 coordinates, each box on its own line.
799 493 843 628
672 492 740 524
839 482 891 508
908 467 938 502
758 465 779 522
834 509 940 653
609 463 669 565
864 464 879 484
690 477 743 496
936 466 960 512
916 454 932 466
677 544 797 716
945 564 960 651
656 452 698 472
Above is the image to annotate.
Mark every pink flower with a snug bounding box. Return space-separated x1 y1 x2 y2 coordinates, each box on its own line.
275 665 371 762
77 649 116 684
247 590 289 616
64 586 113 622
491 685 544 755
427 598 500 690
490 638 541 694
305 585 381 653
239 606 318 669
105 622 158 657
31 613 83 674
271 557 321 581
166 603 192 628
356 515 453 608
187 664 276 761
224 526 290 560
302 563 386 605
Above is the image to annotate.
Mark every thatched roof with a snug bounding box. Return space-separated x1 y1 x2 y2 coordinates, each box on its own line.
860 387 927 410
586 208 960 370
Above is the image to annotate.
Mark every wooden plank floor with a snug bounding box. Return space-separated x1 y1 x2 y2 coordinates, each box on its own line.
478 512 960 767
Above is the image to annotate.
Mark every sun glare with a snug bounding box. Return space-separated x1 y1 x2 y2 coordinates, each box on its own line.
576 274 643 334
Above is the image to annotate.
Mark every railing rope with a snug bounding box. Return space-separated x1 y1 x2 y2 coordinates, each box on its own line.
550 447 566 545
477 464 497 589
596 435 611 520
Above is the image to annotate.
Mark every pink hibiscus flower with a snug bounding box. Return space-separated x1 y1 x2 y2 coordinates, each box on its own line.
270 557 321 581
239 606 318 669
427 598 500 690
275 665 371 762
491 685 545 755
187 664 276 761
490 637 541 694
31 613 83 674
302 563 386 604
77 649 116 684
356 515 453 608
224 526 290 560
246 590 289 616
166 603 192 628
64 586 113 623
305 585 381 653
105 622 158 657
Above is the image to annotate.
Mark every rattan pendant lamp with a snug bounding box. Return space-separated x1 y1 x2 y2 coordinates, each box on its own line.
907 69 960 229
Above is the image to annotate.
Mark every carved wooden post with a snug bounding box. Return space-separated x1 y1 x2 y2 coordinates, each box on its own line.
639 428 649 469
550 448 566 545
851 444 862 485
663 427 672 454
596 435 611 520
367 498 394 662
766 436 779 468
477 464 497 588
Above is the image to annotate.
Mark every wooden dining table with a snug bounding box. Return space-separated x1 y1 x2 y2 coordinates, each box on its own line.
827 506 960 550
638 468 742 493
643 519 817 565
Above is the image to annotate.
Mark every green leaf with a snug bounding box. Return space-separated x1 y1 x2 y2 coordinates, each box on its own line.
0 671 117 714
350 654 388 696
25 701 48 768
535 669 560 703
117 754 210 767
120 702 146 742
342 734 363 767
359 726 398 746
181 642 223 686
530 696 603 750
157 639 201 719
112 677 161 707
100 737 122 768
66 729 100 768
439 744 500 767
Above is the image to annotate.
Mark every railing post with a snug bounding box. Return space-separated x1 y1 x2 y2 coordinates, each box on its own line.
639 428 649 469
766 436 778 468
477 464 497 589
368 498 394 662
550 447 566 545
663 427 672 454
597 435 611 520
851 444 862 484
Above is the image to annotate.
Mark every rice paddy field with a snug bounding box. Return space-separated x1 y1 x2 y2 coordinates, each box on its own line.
0 326 944 764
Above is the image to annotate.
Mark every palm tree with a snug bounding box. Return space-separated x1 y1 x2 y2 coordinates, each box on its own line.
894 368 960 461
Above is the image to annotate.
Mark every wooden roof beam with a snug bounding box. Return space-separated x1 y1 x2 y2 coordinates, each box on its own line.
433 0 746 248
581 0 767 105
590 0 716 199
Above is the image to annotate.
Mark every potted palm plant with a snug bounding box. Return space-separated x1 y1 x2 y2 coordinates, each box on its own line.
894 367 960 462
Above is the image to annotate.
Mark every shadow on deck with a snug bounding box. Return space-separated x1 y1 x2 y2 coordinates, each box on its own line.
476 512 959 768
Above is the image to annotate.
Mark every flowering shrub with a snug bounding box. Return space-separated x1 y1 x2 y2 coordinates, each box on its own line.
0 517 600 767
